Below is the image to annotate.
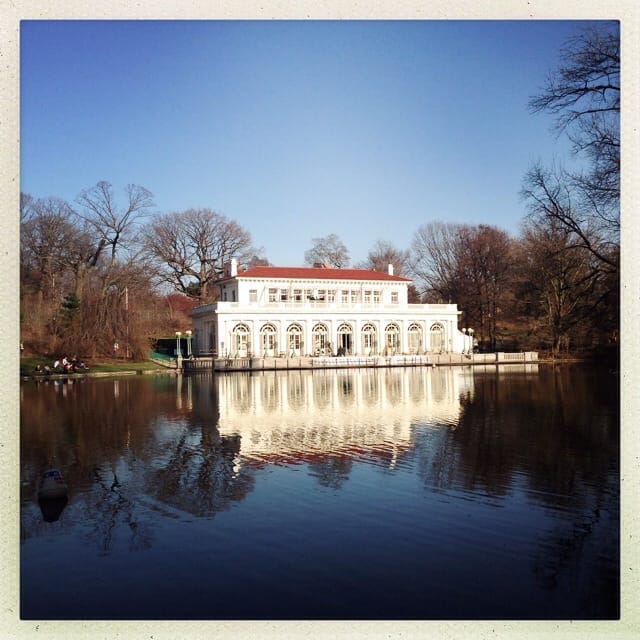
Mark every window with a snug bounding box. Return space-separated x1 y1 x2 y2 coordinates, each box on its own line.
249 289 257 303
341 290 349 304
280 289 288 302
430 323 444 354
293 288 303 302
408 323 422 354
361 323 377 355
363 290 372 304
337 322 353 355
268 288 277 302
260 323 277 356
312 323 329 356
350 290 359 304
232 323 250 357
391 291 399 304
373 290 381 304
287 323 303 356
327 289 336 303
385 323 400 354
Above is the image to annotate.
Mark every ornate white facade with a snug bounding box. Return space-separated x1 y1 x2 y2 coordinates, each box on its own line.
191 260 465 358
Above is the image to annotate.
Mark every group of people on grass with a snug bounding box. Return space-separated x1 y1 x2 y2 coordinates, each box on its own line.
35 355 90 375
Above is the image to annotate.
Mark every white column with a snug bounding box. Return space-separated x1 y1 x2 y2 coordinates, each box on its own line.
305 319 312 356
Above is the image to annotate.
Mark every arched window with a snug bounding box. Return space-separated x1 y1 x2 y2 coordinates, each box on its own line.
430 323 445 354
337 322 353 356
287 323 304 357
231 323 251 358
361 323 377 356
312 323 329 356
260 323 278 357
408 323 423 354
385 323 400 355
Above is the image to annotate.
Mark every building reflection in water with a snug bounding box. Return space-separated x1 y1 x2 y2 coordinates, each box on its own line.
202 366 484 469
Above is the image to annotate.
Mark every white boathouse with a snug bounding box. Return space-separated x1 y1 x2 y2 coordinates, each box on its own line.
191 260 468 359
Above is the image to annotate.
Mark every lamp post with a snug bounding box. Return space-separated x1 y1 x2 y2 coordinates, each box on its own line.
468 328 474 362
462 328 468 354
186 330 192 358
175 331 182 369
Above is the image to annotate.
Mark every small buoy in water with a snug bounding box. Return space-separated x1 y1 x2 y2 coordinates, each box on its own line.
38 468 68 500
38 495 68 522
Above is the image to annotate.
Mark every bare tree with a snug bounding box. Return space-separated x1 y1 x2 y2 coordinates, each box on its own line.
144 208 256 301
20 196 93 300
524 25 619 269
518 221 602 355
76 181 155 264
410 222 468 303
411 222 514 349
20 192 35 222
457 225 514 351
522 163 618 272
529 26 619 194
304 234 350 268
521 25 619 354
355 240 410 275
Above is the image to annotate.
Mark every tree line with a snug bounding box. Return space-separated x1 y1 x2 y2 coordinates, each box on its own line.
20 25 619 360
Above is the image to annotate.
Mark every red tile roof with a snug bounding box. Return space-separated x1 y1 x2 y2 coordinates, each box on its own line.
230 266 411 282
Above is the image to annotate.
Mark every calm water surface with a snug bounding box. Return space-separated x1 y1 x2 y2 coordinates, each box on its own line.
20 364 619 619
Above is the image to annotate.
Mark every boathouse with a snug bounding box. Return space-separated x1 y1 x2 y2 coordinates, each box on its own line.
191 260 467 359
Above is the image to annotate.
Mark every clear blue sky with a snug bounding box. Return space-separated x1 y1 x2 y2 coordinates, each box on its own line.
20 19 607 266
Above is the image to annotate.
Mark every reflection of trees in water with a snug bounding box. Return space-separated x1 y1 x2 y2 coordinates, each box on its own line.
414 368 618 504
521 367 619 610
85 464 153 555
307 455 354 490
148 424 255 517
20 377 178 551
21 377 180 491
20 376 255 549
412 366 619 613
532 477 619 616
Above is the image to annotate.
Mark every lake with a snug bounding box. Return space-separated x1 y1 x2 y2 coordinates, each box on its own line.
20 364 619 620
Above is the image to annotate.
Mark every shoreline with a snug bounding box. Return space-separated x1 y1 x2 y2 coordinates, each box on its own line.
19 354 594 382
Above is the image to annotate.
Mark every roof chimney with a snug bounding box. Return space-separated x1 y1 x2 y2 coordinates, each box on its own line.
230 258 238 277
387 263 394 276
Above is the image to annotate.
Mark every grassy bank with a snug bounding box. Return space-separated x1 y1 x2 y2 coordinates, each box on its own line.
20 356 167 377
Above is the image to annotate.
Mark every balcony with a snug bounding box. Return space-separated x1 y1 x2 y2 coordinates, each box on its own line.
194 300 460 314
